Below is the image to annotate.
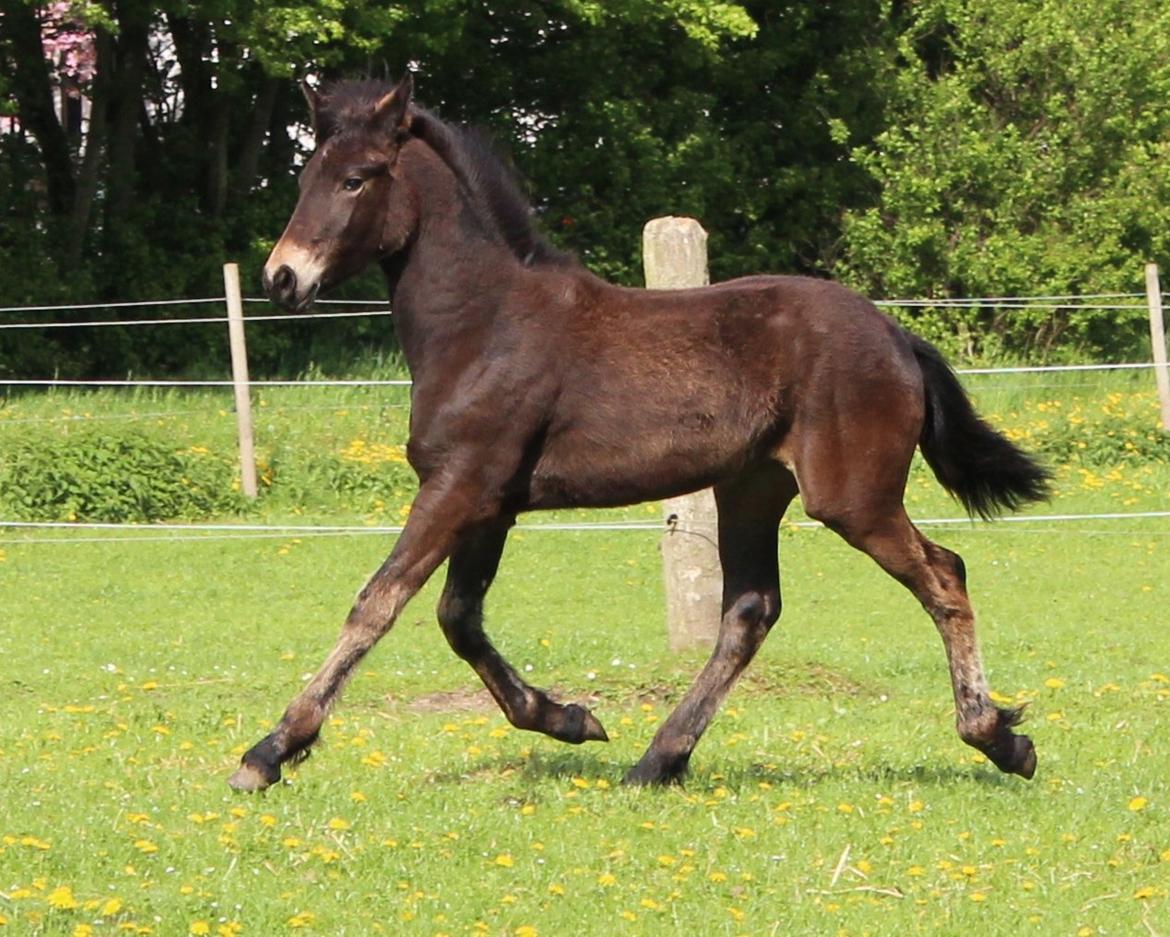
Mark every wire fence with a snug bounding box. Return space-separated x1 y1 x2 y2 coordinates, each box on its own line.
3 510 1170 545
0 291 1165 382
2 287 1168 541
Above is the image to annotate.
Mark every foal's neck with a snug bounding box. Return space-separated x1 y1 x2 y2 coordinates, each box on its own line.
382 141 524 376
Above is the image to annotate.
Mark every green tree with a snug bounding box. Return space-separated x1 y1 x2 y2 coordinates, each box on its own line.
838 0 1170 359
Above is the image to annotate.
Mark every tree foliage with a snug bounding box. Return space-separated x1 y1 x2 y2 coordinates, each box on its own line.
0 0 1165 376
839 0 1170 358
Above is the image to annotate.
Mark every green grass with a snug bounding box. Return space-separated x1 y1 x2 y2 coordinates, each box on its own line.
2 509 1168 934
1 372 1168 935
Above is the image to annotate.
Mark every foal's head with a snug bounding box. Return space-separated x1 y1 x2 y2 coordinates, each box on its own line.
263 75 417 310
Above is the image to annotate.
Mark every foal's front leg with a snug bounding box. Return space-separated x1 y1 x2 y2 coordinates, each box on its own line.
228 479 476 792
437 519 608 744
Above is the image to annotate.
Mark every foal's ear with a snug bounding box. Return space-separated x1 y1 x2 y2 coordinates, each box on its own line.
371 73 414 139
301 78 329 141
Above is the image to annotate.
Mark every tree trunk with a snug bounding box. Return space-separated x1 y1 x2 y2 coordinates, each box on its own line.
64 30 112 267
229 75 280 204
206 96 230 216
103 3 149 236
0 0 76 214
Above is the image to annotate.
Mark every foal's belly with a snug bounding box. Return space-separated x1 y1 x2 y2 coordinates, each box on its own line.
524 422 755 510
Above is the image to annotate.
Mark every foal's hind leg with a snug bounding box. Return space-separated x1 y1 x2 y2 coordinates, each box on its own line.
437 519 608 744
625 465 798 785
811 503 1035 778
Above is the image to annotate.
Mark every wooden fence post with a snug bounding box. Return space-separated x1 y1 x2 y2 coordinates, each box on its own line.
643 216 721 651
223 262 258 498
1145 263 1170 430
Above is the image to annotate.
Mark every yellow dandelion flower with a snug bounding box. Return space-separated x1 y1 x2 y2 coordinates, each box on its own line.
326 817 350 831
515 927 538 937
1134 886 1159 900
618 911 637 922
640 898 661 911
1044 677 1065 689
494 853 514 868
190 922 211 936
133 840 158 854
547 883 565 896
101 898 123 916
73 925 95 937
287 910 315 928
597 873 617 887
1129 796 1149 812
47 885 79 910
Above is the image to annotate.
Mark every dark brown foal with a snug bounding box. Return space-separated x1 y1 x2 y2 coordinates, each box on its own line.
229 75 1048 792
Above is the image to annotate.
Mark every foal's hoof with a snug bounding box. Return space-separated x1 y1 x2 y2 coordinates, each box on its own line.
227 760 280 793
987 733 1037 780
622 753 689 787
555 704 610 744
576 705 610 743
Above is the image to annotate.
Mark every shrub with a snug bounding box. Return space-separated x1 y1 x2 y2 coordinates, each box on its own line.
0 428 246 522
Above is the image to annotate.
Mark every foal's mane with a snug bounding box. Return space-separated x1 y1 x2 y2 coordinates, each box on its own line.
319 80 573 268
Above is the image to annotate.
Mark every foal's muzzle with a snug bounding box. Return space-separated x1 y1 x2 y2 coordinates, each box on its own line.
262 264 319 311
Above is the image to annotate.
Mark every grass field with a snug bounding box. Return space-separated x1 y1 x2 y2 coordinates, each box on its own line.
1 374 1169 935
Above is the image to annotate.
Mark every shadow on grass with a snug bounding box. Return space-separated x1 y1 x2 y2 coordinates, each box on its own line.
422 747 1018 791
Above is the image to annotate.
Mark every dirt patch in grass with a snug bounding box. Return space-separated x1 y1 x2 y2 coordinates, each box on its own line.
387 660 870 716
392 686 604 714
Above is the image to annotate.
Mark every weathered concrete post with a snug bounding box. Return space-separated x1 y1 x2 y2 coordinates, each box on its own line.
643 216 722 650
1145 263 1170 430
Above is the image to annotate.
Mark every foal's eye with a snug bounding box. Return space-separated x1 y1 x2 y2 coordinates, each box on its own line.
343 177 363 192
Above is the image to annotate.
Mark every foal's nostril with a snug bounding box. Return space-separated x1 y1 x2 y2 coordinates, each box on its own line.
272 265 296 298
264 264 299 307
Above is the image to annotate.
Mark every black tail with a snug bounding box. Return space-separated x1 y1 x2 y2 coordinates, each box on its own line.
909 333 1051 519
